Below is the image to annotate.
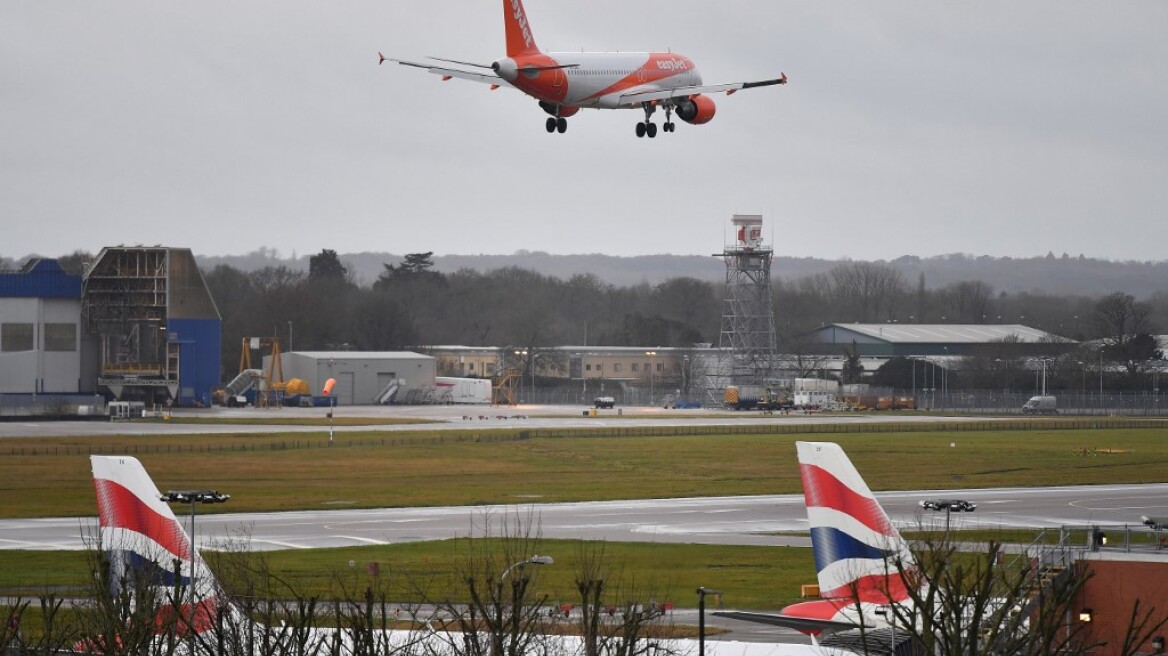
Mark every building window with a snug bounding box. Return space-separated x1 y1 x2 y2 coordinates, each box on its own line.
613 363 622 372
656 363 664 372
486 363 496 374
644 362 651 372
586 364 592 371
468 362 475 371
43 323 76 352
1 323 34 352
631 363 639 372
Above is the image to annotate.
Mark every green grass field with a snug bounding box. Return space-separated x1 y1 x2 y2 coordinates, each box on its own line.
3 423 1165 611
2 426 1167 518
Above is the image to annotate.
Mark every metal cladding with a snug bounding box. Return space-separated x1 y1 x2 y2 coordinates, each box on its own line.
82 247 221 406
0 259 82 298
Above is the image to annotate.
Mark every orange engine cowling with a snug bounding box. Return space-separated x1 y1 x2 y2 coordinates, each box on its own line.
539 101 580 118
676 94 716 125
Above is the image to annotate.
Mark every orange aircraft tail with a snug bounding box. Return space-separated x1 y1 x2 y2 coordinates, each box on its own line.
503 0 541 57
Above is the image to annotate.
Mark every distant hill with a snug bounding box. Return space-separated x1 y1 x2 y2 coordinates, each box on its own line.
191 250 1168 298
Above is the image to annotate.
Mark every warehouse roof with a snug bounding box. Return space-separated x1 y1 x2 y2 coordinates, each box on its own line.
0 259 82 299
822 324 1064 344
292 351 434 360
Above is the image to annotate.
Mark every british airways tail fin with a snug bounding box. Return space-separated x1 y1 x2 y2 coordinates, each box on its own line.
796 442 916 604
91 456 227 636
503 0 541 57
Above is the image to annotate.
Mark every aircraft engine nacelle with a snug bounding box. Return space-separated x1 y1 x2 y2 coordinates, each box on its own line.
492 58 518 82
676 94 716 125
539 101 579 118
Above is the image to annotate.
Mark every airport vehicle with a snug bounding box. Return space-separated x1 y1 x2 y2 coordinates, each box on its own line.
1021 395 1058 414
382 0 787 137
87 455 838 656
593 396 615 409
919 498 977 512
723 385 791 411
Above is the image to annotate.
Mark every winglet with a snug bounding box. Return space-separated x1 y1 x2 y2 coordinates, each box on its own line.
378 52 386 66
780 72 788 85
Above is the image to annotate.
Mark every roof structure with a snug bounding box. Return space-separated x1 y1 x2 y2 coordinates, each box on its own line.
829 323 1056 344
293 351 434 360
806 323 1076 358
0 259 82 299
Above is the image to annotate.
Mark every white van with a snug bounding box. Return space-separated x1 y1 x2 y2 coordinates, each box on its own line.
1022 395 1058 414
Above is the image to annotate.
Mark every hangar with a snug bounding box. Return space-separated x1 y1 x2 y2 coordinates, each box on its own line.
804 323 1074 358
83 247 221 406
0 259 87 395
274 351 437 406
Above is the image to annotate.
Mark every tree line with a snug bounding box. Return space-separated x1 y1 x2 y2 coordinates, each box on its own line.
17 249 1167 387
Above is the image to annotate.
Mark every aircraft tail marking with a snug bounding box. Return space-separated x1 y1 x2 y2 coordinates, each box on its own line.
796 442 915 603
503 0 541 57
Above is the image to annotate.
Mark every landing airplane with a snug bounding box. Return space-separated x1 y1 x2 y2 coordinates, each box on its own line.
716 441 918 640
381 0 787 138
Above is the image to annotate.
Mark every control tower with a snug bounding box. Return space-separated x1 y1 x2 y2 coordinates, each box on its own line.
715 215 777 385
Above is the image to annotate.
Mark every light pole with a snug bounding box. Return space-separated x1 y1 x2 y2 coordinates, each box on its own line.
161 490 230 649
942 347 948 411
645 350 657 407
511 347 530 399
696 587 723 656
682 354 690 401
500 554 554 582
515 350 550 403
287 320 293 353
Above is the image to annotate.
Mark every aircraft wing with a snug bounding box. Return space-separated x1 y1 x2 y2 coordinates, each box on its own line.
713 611 860 635
616 74 787 106
382 55 513 89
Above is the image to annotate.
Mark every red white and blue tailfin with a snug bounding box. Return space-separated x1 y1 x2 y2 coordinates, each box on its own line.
503 0 541 57
91 456 226 636
797 441 916 604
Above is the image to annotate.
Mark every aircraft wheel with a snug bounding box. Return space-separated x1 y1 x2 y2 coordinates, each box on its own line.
665 122 675 133
546 117 557 133
635 122 646 138
556 117 567 133
647 122 658 138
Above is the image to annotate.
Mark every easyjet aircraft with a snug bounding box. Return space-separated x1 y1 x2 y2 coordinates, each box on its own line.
381 0 787 137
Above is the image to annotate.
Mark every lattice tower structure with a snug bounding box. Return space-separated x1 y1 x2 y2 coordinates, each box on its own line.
715 215 777 386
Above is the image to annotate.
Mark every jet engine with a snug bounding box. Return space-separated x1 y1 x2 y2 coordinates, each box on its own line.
676 94 716 125
539 101 580 118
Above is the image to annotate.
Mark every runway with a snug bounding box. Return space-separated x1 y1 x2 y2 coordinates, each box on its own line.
0 403 1013 438
4 483 1166 552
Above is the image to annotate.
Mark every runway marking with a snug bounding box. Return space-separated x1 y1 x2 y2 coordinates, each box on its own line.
250 539 311 549
335 535 390 545
1070 497 1168 511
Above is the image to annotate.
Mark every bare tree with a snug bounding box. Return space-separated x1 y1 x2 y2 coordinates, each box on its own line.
571 542 680 656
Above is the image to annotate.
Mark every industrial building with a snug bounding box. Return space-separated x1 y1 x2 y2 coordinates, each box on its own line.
0 259 86 395
82 247 221 406
805 323 1074 358
273 351 437 406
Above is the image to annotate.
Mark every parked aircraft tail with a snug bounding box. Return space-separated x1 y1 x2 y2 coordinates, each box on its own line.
796 441 915 602
90 456 230 638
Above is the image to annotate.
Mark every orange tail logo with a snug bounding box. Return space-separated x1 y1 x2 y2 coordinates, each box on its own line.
504 0 540 56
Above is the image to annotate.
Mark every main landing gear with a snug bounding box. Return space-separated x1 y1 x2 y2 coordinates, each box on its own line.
545 116 567 134
635 103 674 138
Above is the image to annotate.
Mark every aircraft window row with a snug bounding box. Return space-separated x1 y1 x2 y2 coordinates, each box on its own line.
568 69 633 76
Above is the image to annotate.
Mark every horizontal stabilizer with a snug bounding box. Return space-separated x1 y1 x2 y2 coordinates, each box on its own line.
713 611 861 634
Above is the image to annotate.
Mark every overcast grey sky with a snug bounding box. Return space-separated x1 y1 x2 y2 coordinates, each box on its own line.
2 1 1165 262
